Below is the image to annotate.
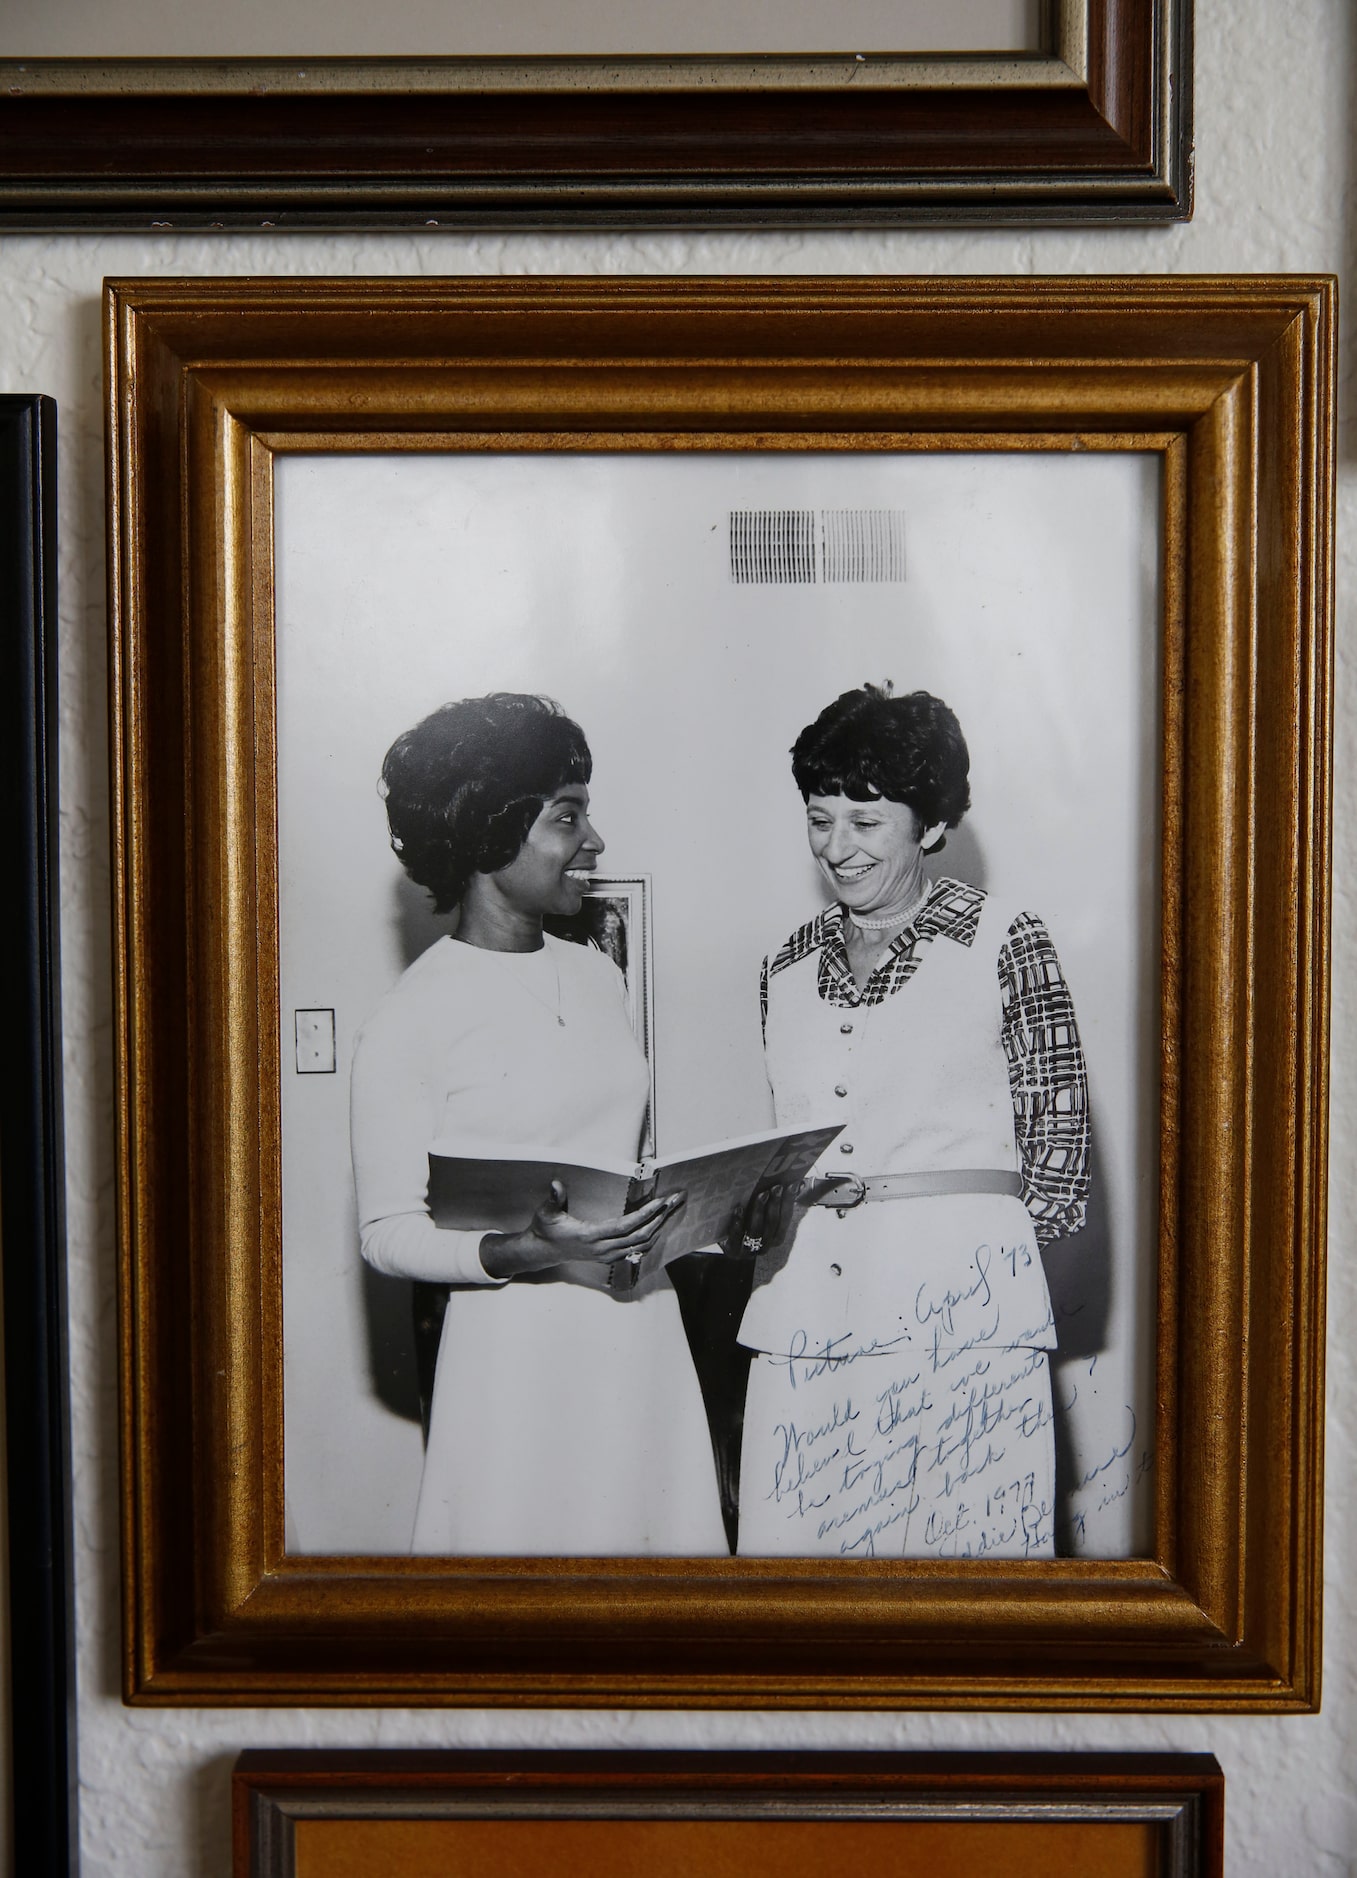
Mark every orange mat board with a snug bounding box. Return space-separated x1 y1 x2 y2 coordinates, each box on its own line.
294 1816 1160 1878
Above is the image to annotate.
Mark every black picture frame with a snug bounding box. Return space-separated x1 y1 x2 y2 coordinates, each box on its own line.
0 395 77 1873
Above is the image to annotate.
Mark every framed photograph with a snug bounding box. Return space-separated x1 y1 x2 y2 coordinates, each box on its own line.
0 395 77 1868
0 1 1192 228
548 876 656 1154
108 274 1332 1706
233 1751 1225 1878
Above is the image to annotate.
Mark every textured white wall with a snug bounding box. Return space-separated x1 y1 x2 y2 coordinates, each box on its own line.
0 0 1352 1871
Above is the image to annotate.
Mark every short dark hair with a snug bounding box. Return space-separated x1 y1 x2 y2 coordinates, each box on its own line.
791 683 971 833
379 693 592 913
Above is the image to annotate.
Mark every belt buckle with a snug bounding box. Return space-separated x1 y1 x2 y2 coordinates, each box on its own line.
830 1173 867 1215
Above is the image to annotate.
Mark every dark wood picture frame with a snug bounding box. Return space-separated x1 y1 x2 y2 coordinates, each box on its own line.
0 396 78 1870
2 1 1192 229
108 274 1332 1709
233 1750 1225 1877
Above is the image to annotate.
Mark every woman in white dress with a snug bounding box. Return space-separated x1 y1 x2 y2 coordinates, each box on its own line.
351 692 727 1556
737 685 1091 1561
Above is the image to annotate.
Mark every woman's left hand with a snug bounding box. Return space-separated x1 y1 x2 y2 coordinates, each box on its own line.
721 1181 796 1260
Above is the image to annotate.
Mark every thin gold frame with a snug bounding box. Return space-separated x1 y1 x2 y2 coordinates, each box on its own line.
107 275 1333 1708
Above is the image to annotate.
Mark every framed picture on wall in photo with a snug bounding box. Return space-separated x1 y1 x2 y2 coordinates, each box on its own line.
107 274 1333 1708
546 874 656 1155
232 1751 1226 1878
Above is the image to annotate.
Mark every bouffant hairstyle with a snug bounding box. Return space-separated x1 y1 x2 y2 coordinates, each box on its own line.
791 682 971 839
379 693 592 914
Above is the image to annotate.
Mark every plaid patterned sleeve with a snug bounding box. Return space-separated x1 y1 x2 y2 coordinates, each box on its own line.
998 912 1090 1246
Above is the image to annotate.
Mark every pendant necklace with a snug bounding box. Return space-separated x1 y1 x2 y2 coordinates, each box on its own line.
476 940 566 1026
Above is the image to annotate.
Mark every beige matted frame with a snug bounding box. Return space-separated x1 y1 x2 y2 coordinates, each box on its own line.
107 275 1333 1709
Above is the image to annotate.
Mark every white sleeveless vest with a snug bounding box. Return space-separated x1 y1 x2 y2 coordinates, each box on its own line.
739 885 1057 1362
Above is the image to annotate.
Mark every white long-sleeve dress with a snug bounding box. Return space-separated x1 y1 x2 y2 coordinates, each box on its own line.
350 933 727 1556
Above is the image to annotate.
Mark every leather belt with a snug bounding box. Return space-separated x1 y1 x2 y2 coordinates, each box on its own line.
800 1168 1024 1210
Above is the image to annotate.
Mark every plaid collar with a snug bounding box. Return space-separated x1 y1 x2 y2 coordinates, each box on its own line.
768 876 986 1010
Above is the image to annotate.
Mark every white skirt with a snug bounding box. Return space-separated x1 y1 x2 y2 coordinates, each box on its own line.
412 1275 728 1556
738 1341 1056 1559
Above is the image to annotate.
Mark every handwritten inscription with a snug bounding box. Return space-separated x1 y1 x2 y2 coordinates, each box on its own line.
756 1270 1059 1558
1056 1375 1153 1551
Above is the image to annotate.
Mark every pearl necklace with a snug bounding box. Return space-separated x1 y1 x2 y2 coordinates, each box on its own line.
847 879 932 932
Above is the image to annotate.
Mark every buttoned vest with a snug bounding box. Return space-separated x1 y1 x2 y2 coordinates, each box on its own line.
739 887 1057 1361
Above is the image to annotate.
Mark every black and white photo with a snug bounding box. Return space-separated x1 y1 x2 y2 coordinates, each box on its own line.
276 448 1161 1562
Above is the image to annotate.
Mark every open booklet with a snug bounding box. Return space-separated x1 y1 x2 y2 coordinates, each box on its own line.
427 1120 844 1267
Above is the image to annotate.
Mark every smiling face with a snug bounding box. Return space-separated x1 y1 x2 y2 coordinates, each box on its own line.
805 791 944 920
489 783 604 918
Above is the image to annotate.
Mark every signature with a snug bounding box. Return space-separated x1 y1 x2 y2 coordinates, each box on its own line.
773 1326 917 1388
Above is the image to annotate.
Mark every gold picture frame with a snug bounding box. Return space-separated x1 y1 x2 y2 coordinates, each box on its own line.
108 274 1332 1707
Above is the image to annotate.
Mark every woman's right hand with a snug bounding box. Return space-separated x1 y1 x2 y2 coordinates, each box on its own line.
479 1180 684 1281
720 1180 796 1260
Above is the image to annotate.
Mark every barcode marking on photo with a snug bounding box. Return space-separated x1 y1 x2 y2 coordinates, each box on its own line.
728 508 905 583
821 508 907 583
729 509 817 584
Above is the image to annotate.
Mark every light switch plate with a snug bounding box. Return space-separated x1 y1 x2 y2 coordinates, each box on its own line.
294 1008 336 1074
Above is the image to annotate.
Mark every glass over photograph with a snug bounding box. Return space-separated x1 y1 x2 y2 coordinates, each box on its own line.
276 449 1161 1564
0 0 1040 60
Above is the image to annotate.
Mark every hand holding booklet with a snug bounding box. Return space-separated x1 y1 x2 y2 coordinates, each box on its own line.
427 1120 843 1268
